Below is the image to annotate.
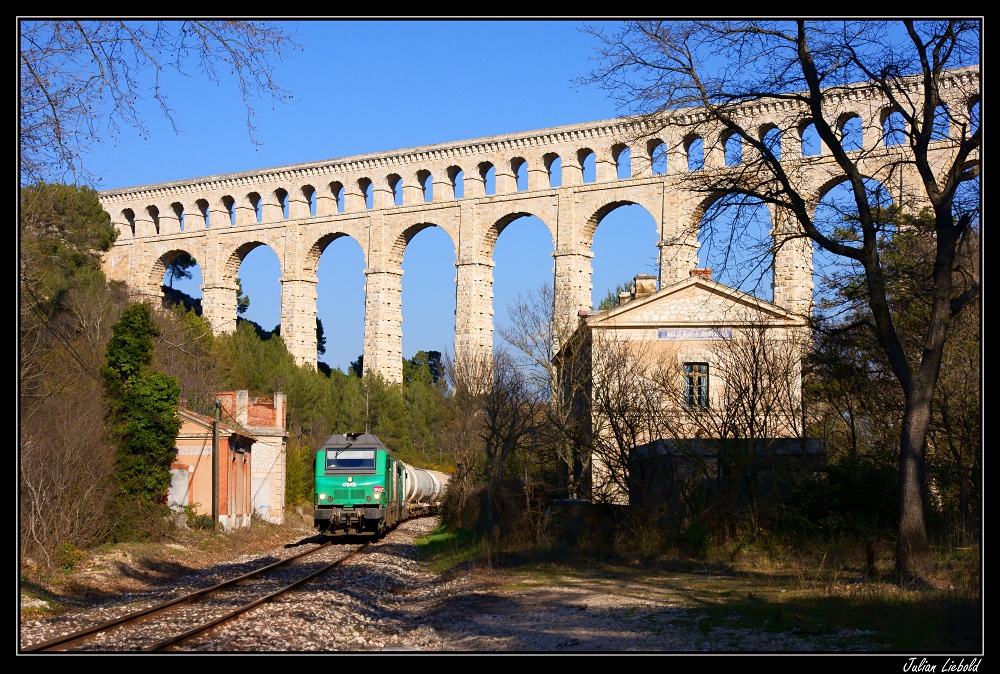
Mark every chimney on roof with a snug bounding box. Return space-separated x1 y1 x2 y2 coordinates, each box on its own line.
633 274 657 299
690 268 712 281
615 274 659 307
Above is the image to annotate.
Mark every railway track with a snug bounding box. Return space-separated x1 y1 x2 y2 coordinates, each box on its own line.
22 539 371 652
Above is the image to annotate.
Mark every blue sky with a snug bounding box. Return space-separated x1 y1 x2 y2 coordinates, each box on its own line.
87 20 711 373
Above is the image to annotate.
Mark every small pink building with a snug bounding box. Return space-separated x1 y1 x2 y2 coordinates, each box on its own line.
169 407 255 530
214 391 288 524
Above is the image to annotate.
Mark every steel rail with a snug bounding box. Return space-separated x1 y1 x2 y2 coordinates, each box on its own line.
21 539 338 652
145 542 370 651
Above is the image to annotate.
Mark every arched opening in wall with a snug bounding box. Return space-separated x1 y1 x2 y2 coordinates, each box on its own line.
480 163 496 195
800 121 821 156
303 185 317 216
932 104 951 141
839 114 863 151
685 136 704 171
389 174 403 207
513 158 528 191
223 196 235 226
161 250 203 313
954 167 980 243
614 145 631 179
172 202 185 231
147 206 160 234
491 214 555 356
648 139 667 175
359 179 373 210
236 245 283 337
811 177 894 314
249 193 262 223
400 224 457 367
330 182 345 214
761 125 781 160
122 209 136 237
276 188 289 219
448 167 464 199
883 109 907 146
197 199 210 228
698 193 774 301
590 203 660 309
544 153 562 187
418 170 433 203
316 234 366 375
724 132 743 166
579 149 596 183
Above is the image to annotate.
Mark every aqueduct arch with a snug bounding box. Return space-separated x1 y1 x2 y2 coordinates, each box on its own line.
99 67 979 383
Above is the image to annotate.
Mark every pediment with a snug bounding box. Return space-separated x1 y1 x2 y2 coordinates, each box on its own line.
589 277 800 327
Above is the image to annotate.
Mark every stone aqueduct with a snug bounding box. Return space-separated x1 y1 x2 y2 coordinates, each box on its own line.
99 67 979 383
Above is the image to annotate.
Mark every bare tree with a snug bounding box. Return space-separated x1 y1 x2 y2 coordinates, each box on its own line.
581 19 980 582
808 220 981 547
477 350 544 538
653 321 809 536
499 283 592 499
445 349 544 538
439 353 488 527
587 335 673 506
19 19 300 185
151 305 227 414
20 281 122 571
806 321 903 467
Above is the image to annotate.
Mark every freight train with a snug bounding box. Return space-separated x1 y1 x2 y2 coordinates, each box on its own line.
312 432 448 537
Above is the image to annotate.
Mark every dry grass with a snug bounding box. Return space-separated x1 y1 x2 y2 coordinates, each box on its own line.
19 510 317 615
421 523 982 653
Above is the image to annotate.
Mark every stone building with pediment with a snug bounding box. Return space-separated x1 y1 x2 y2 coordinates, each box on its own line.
558 270 822 508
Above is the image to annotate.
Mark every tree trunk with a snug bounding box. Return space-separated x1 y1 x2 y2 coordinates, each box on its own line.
895 396 934 583
485 477 495 538
959 468 970 547
866 539 878 577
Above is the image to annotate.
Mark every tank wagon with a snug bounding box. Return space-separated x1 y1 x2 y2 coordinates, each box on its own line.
313 432 448 537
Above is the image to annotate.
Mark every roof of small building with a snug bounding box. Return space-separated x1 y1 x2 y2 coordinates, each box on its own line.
178 407 257 445
632 437 827 459
555 274 808 365
585 274 804 329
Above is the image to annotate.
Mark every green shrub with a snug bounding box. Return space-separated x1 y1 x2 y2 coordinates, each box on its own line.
189 514 215 530
684 521 713 559
108 500 173 543
56 542 85 570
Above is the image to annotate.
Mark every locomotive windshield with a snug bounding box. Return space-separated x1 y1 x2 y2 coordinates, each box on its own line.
324 447 377 473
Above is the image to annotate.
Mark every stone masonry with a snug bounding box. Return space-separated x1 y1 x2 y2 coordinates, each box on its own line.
98 67 979 382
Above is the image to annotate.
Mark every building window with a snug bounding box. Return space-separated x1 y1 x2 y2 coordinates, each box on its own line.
683 362 709 407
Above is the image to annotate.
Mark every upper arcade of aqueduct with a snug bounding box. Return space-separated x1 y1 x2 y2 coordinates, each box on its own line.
99 66 980 383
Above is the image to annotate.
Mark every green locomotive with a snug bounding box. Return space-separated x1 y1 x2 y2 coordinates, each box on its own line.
312 432 447 537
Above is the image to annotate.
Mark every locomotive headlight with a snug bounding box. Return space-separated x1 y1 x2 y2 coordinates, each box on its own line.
373 492 381 501
366 495 373 502
318 493 328 501
347 476 353 483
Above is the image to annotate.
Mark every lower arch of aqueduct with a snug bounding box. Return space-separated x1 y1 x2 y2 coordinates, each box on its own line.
98 68 979 383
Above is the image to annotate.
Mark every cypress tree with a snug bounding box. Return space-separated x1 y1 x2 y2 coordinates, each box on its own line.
101 303 182 505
